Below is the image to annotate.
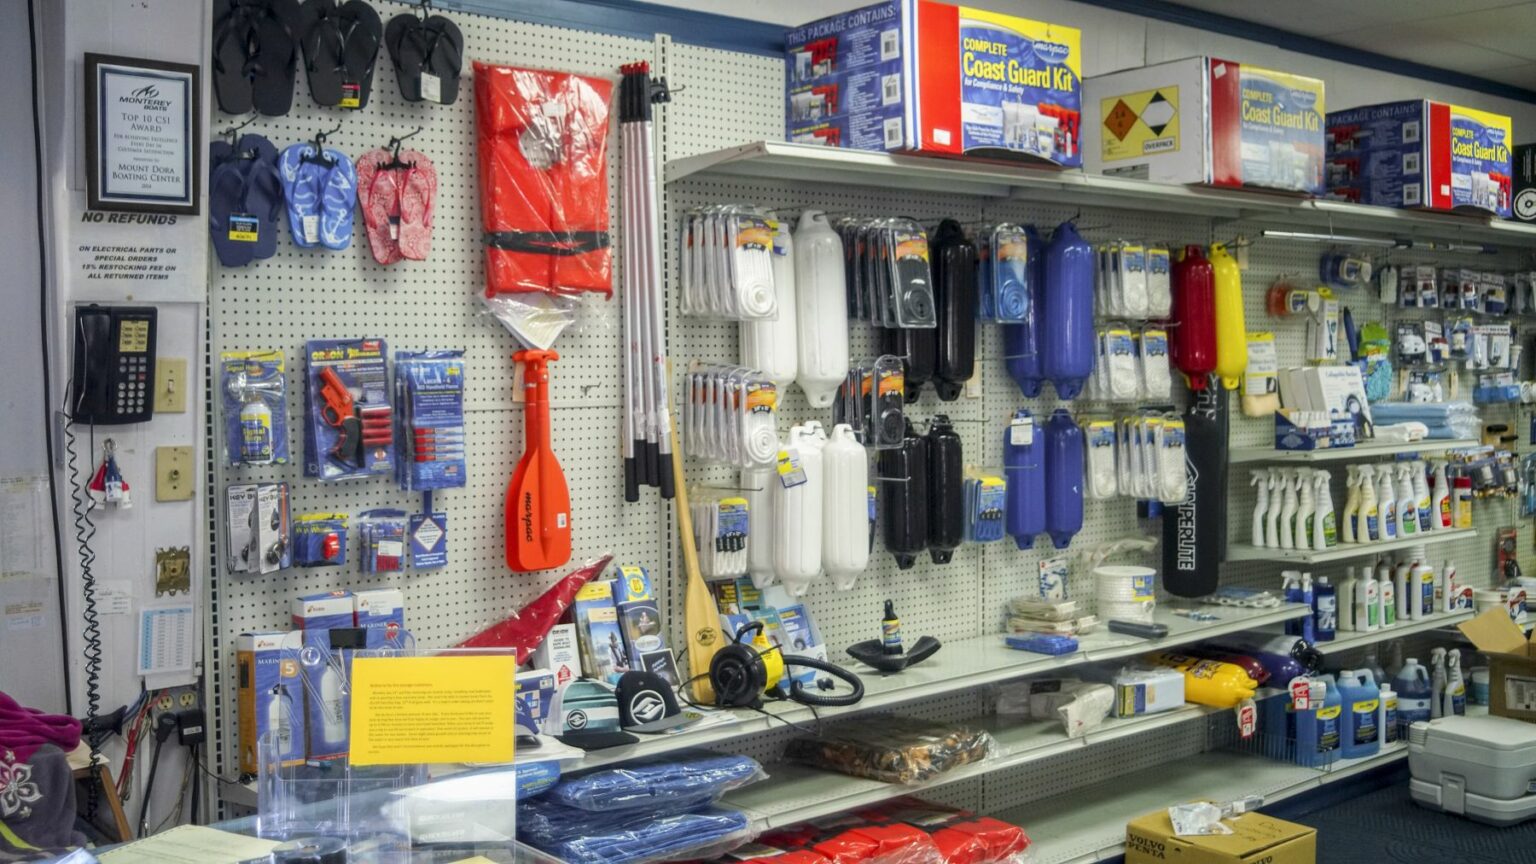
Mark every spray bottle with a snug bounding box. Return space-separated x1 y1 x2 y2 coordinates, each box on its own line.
1251 470 1271 546
1313 470 1337 549
1395 463 1417 537
1413 459 1432 533
1358 565 1379 632
1376 465 1398 541
1431 461 1452 530
1359 465 1379 542
1443 560 1462 612
1293 467 1315 550
1265 469 1282 548
1278 470 1299 549
1341 465 1361 544
1283 571 1304 636
1445 649 1466 717
1430 647 1447 719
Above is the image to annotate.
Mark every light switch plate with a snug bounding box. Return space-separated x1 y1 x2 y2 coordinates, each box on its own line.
155 446 194 501
154 358 188 413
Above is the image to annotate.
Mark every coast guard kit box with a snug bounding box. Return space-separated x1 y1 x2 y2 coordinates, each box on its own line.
1326 100 1513 217
1082 57 1325 194
785 0 1082 167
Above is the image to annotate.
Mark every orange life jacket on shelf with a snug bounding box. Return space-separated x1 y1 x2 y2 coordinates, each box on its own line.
474 62 613 297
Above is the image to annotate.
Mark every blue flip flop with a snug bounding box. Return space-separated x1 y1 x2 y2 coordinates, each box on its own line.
318 150 357 250
209 161 257 267
279 142 355 250
245 155 285 261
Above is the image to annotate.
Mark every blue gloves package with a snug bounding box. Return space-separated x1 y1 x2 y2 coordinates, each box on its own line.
547 752 764 813
517 800 752 864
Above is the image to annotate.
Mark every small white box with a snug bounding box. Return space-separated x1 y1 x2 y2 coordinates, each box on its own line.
531 623 580 689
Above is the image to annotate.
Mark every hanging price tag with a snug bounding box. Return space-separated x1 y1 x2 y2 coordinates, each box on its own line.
1290 677 1311 711
1236 698 1256 740
775 449 807 488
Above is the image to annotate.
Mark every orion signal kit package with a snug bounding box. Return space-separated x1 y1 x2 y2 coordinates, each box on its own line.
786 0 1082 166
303 338 394 481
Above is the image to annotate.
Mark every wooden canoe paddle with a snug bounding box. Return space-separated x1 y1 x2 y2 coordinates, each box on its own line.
669 398 720 704
506 350 571 572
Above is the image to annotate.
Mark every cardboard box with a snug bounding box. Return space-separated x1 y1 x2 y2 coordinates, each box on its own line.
1327 100 1513 217
1459 609 1536 722
1083 57 1325 194
786 0 1082 166
353 588 405 647
236 631 305 773
1125 806 1316 864
531 622 580 689
1515 142 1536 223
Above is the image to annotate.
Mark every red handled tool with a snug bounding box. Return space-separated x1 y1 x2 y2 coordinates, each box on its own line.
506 350 571 571
320 367 392 467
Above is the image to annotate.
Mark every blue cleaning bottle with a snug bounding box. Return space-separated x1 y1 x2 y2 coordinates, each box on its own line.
1316 676 1343 759
1393 657 1434 739
1282 571 1303 636
1043 409 1085 548
1337 669 1381 759
1004 409 1046 549
1314 576 1336 642
1299 574 1316 643
1042 221 1095 399
1003 225 1046 398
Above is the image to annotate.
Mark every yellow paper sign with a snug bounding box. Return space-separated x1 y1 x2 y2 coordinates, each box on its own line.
348 655 516 765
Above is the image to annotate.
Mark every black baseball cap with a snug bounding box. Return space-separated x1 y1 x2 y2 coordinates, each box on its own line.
549 679 638 750
616 671 697 734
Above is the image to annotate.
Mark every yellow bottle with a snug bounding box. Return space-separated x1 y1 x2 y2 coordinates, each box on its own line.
1210 244 1248 391
1146 651 1259 708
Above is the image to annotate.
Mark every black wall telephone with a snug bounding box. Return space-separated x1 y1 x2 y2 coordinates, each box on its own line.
70 305 158 425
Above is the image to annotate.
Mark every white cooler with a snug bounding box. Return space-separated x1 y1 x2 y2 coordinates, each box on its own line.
1408 715 1536 826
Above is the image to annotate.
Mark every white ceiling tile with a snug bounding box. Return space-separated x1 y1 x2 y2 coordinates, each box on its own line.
1328 20 1530 72
1164 0 1526 36
1401 5 1536 61
1496 62 1536 89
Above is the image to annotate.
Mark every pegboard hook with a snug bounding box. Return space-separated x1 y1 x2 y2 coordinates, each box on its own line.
221 112 259 144
314 121 343 148
388 126 424 160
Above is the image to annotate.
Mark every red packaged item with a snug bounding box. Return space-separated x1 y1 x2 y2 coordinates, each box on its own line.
474 62 613 297
1170 245 1216 390
931 818 1031 864
815 825 941 864
730 852 831 864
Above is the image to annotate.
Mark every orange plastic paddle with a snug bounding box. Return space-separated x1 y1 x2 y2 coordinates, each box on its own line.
506 350 571 571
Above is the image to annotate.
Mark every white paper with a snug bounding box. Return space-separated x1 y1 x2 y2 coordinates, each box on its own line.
137 605 195 676
0 477 49 579
97 579 134 616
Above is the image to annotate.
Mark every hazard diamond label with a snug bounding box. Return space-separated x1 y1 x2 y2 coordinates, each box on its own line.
1099 85 1180 163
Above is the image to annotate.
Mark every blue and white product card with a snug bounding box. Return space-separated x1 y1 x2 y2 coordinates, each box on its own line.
409 512 448 569
395 350 467 491
1038 555 1069 600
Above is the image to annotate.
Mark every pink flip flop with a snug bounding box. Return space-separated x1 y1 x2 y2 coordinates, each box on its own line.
397 149 436 261
355 148 404 265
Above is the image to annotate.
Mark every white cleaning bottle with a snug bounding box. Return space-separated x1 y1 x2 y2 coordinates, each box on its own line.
1429 647 1447 719
1338 570 1358 632
1416 560 1435 619
1380 574 1396 628
1294 468 1315 550
1277 470 1298 549
1251 470 1271 547
1443 560 1461 612
1376 465 1398 541
1395 560 1412 623
1358 565 1379 632
1445 649 1466 716
1358 465 1379 543
772 421 827 595
821 423 871 590
1431 460 1452 530
1313 469 1336 549
1395 464 1417 538
1412 460 1433 533
742 465 778 589
1341 465 1361 544
1264 469 1282 548
793 211 851 408
1379 684 1398 745
740 217 799 389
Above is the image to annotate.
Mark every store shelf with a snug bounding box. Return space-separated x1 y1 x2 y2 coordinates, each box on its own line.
1225 528 1477 563
1229 439 1481 464
666 142 1536 249
1313 610 1475 655
726 704 1234 831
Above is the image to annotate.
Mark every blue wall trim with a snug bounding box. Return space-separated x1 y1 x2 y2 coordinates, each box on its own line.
1075 0 1536 106
429 0 785 56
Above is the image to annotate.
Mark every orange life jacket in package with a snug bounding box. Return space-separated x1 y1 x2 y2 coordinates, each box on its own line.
475 62 613 297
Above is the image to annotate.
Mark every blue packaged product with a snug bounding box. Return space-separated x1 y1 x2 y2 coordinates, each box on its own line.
220 350 289 467
518 800 752 864
395 350 467 491
1317 678 1343 756
1394 658 1434 736
408 511 448 569
1003 225 1047 398
547 753 765 813
1043 409 1084 549
1042 222 1095 399
1004 410 1045 549
1004 633 1077 654
1337 669 1381 759
1327 100 1512 217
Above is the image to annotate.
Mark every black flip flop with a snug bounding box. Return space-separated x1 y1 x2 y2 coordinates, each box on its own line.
335 0 383 110
418 14 463 105
384 12 427 102
248 0 301 116
298 0 345 106
211 0 257 114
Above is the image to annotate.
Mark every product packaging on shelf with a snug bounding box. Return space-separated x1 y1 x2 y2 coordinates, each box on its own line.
225 482 291 574
304 338 393 481
1125 806 1317 864
220 350 288 467
573 578 627 683
1326 100 1513 217
531 622 580 689
358 509 408 574
236 631 305 773
1515 142 1536 224
516 668 558 731
294 512 349 567
353 588 405 648
785 0 1082 167
395 349 467 491
614 565 676 684
1458 609 1536 722
291 591 358 760
1082 57 1325 194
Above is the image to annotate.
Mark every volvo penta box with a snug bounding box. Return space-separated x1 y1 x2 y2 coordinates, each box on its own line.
1326 100 1513 217
785 0 1082 167
1082 57 1325 194
1513 143 1536 223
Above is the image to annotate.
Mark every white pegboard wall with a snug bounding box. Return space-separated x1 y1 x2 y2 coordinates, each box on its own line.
208 1 664 783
